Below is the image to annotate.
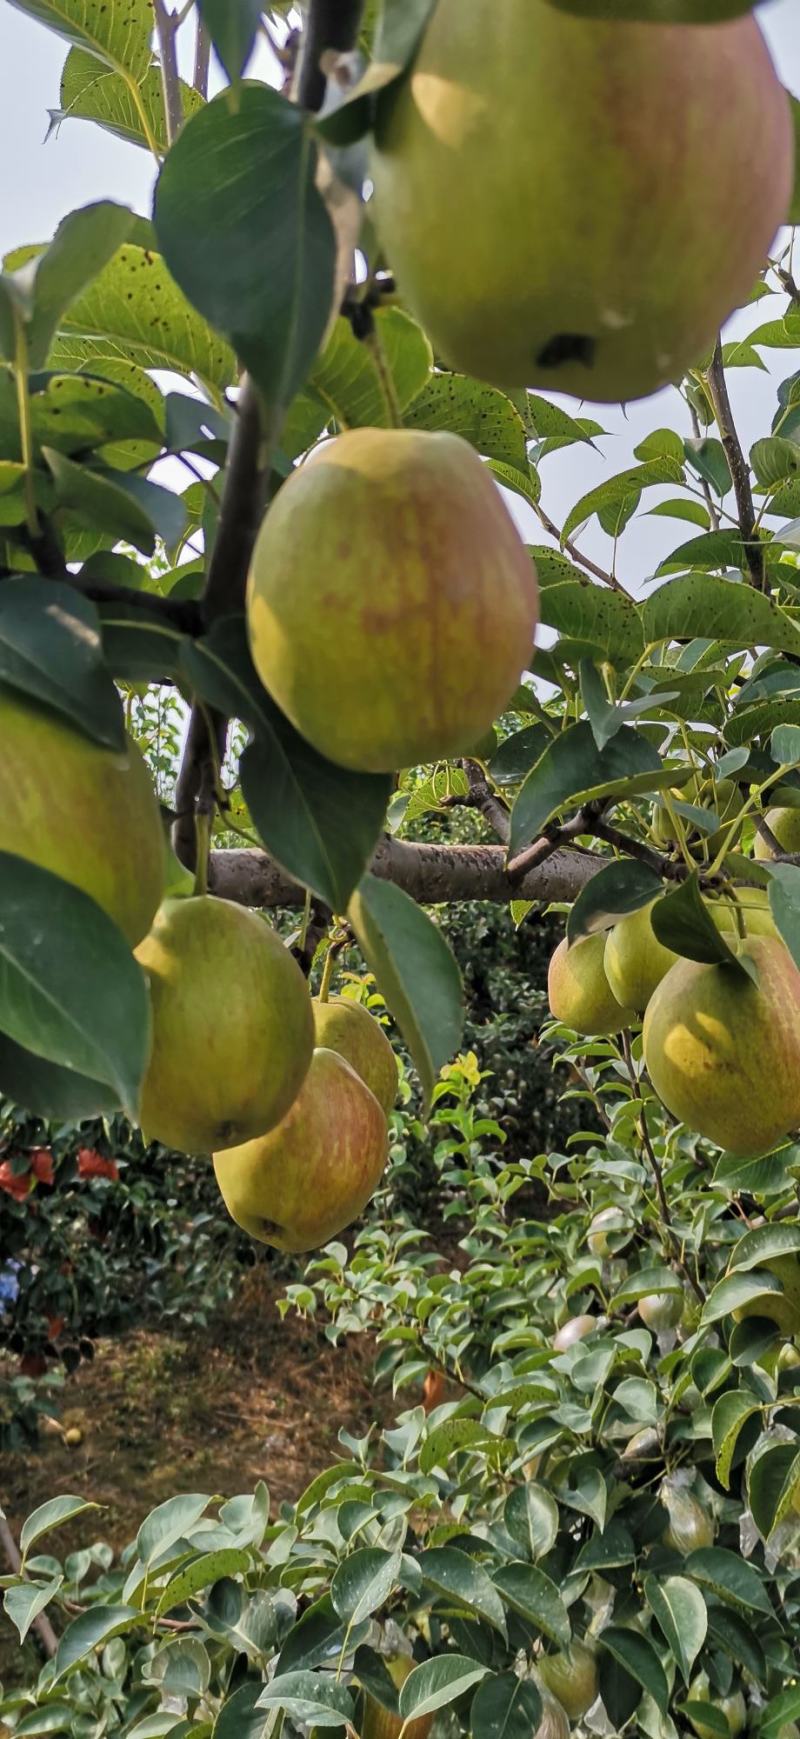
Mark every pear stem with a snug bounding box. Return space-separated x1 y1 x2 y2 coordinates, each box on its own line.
318 942 338 1004
193 810 212 896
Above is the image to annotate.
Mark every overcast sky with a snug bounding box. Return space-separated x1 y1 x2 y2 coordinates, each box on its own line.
0 0 798 592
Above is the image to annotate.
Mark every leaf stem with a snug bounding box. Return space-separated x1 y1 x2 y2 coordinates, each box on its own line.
13 314 39 539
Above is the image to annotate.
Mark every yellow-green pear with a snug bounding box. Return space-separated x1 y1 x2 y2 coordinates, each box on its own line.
0 687 164 946
643 936 800 1155
587 1206 632 1259
548 934 634 1036
370 0 792 403
653 777 744 857
213 1048 388 1253
731 1256 800 1338
135 897 313 1154
312 996 398 1117
754 806 800 860
661 1479 715 1554
537 1642 598 1722
247 428 539 773
638 1291 684 1332
604 903 679 1013
711 887 777 940
553 1314 600 1352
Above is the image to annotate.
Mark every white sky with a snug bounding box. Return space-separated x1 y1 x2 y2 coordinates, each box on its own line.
0 0 798 594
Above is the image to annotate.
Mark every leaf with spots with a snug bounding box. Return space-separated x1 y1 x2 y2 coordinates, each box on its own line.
405 375 528 470
643 574 800 659
52 45 204 153
6 0 154 81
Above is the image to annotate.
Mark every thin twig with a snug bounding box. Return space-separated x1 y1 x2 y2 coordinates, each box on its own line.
296 0 365 110
688 399 720 532
459 759 511 844
706 339 764 590
533 501 631 597
193 15 211 97
754 813 784 859
621 1035 706 1305
154 0 184 147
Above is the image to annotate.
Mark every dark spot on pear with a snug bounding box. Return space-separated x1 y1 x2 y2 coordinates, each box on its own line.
536 333 596 371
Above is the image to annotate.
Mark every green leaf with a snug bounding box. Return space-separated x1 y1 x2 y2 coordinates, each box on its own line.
303 307 431 431
348 873 464 1109
48 242 236 396
503 1484 559 1563
730 1223 800 1271
154 85 335 410
763 1689 800 1737
0 854 149 1116
684 436 732 497
419 1547 508 1638
563 459 684 542
711 1391 762 1489
19 1496 101 1560
330 1548 401 1625
643 573 800 658
419 1419 495 1474
597 1626 669 1715
136 1494 211 1570
54 1604 144 1680
0 1031 119 1120
702 1271 786 1326
486 460 541 511
751 436 800 488
643 1574 706 1686
181 617 390 911
538 581 643 664
43 447 162 556
2 203 134 369
748 1444 800 1539
656 529 748 575
567 860 663 944
197 0 262 80
766 863 800 971
155 1549 253 1617
398 1656 489 1722
53 45 202 153
492 1564 570 1647
214 1683 269 1739
509 721 672 855
685 1546 774 1614
404 374 528 468
610 1265 683 1308
0 576 123 748
613 1378 658 1426
13 1707 77 1736
650 874 754 979
4 1577 62 1644
257 1671 355 1728
5 0 153 75
705 1608 766 1683
647 498 710 529
26 371 163 459
470 1674 542 1739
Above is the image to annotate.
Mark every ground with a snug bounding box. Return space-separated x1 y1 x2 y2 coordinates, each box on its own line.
0 1269 390 1689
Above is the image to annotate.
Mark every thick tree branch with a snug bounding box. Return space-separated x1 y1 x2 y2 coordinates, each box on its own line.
209 836 605 909
297 0 365 111
707 339 765 591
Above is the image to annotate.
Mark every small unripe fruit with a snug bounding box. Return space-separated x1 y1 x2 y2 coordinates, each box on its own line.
553 1314 598 1352
638 1291 684 1332
537 1642 598 1721
548 935 634 1037
662 1481 715 1554
587 1206 632 1260
687 1674 746 1739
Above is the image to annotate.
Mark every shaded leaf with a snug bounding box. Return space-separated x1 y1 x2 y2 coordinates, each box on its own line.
0 576 123 747
348 874 464 1109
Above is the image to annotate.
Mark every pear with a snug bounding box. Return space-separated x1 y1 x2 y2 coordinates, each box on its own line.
537 1642 598 1722
638 1291 684 1332
687 1675 745 1739
754 806 800 860
135 897 313 1154
247 428 539 773
653 777 744 857
604 902 679 1013
0 687 164 946
553 1314 600 1352
370 0 791 403
643 936 800 1155
548 934 635 1036
360 1654 434 1739
213 1048 388 1253
312 995 398 1117
731 1256 800 1338
587 1206 632 1259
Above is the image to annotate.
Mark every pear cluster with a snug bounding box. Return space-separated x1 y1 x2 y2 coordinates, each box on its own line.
3 685 396 1255
549 890 800 1158
369 0 792 405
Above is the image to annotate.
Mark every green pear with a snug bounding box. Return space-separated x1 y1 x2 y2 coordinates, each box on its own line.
213 1047 388 1253
662 1480 715 1554
135 897 314 1154
604 903 679 1013
359 1655 434 1739
643 936 800 1155
711 887 778 940
370 0 791 403
587 1206 632 1259
552 1314 600 1352
0 687 164 946
638 1291 684 1332
247 428 539 773
312 996 398 1117
687 1674 745 1739
653 777 744 857
548 934 635 1036
732 1256 800 1338
537 1642 598 1721
754 806 800 860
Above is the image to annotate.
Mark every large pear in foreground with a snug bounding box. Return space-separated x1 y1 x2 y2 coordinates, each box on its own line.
370 0 791 403
135 897 313 1154
643 937 800 1155
548 934 634 1036
213 1048 388 1253
312 996 398 1117
247 429 538 773
0 688 164 946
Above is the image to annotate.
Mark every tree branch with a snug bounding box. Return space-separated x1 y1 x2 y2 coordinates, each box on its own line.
533 501 630 597
154 0 184 147
459 759 511 844
209 836 605 910
0 1512 59 1659
193 14 211 96
296 0 365 111
688 398 720 532
706 339 765 591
